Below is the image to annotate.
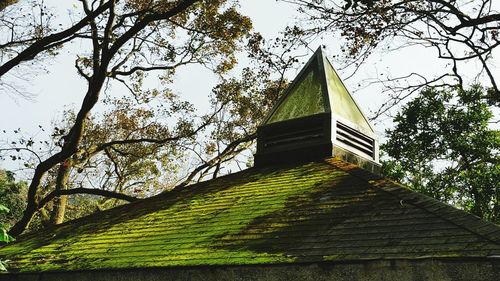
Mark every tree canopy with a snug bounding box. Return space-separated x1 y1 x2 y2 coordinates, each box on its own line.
383 86 499 223
0 170 26 229
289 0 500 116
0 0 257 236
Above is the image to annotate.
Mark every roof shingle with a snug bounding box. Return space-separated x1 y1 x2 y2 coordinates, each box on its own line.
1 158 499 273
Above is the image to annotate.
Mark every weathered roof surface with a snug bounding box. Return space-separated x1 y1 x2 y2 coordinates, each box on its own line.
1 158 500 273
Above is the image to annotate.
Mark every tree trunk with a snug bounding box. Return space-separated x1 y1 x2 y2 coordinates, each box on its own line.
9 75 106 236
50 163 71 225
50 196 67 225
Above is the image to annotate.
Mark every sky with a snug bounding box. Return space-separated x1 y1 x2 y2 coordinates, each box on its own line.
0 0 296 133
0 0 499 174
0 0 300 173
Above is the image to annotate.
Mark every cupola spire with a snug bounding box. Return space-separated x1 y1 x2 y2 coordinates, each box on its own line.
255 47 380 172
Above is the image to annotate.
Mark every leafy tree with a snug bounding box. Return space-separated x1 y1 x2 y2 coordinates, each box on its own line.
0 170 23 267
0 170 26 229
0 0 17 11
0 205 14 244
179 67 288 184
176 34 304 184
0 204 13 271
288 0 500 116
0 0 253 236
382 85 499 223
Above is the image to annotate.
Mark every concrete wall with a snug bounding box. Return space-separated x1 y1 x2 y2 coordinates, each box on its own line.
1 259 499 281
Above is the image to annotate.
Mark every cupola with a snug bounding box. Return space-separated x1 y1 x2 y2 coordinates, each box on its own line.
254 47 380 173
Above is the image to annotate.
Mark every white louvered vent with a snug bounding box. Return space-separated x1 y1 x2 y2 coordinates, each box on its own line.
336 121 375 160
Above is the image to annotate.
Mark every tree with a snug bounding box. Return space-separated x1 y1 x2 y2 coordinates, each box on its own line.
175 32 307 183
0 170 23 266
0 170 26 229
0 204 14 271
179 67 288 184
0 0 17 11
382 85 499 223
288 0 500 116
0 0 253 236
3 93 198 227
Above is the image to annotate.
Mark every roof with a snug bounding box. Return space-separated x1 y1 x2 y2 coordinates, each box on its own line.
254 48 379 167
1 158 500 273
263 47 373 134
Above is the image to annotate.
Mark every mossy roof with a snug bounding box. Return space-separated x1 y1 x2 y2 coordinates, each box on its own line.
1 158 500 273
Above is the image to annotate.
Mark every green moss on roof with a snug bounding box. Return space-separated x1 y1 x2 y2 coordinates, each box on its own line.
1 159 500 273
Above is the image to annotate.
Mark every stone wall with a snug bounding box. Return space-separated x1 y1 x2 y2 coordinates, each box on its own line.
1 259 499 281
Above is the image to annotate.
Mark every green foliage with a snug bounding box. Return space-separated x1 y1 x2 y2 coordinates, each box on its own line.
0 170 23 273
0 170 26 230
0 205 14 243
0 203 13 272
1 204 15 245
0 205 8 212
0 260 6 272
382 86 499 223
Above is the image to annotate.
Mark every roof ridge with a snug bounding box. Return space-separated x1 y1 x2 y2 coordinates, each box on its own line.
327 158 500 248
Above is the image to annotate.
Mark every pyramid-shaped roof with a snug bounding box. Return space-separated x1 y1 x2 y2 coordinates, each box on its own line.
264 47 373 134
1 158 499 273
